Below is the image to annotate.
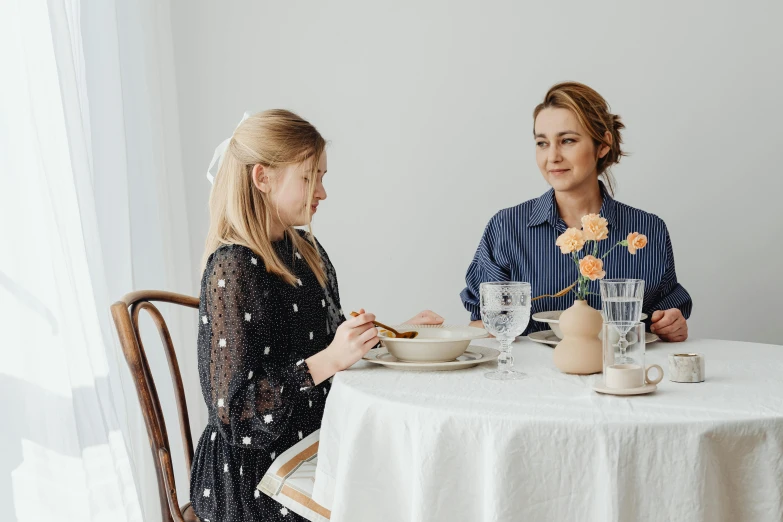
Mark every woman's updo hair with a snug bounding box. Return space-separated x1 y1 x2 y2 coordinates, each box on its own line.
533 82 626 195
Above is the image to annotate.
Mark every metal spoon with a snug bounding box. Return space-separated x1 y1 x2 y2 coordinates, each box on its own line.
350 311 419 339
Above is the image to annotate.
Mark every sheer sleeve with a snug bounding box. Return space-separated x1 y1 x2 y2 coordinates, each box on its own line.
315 238 346 338
205 246 316 449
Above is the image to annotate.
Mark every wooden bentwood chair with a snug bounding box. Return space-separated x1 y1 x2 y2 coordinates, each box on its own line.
111 290 201 522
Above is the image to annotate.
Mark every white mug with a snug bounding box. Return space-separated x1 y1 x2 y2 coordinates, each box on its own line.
605 363 663 389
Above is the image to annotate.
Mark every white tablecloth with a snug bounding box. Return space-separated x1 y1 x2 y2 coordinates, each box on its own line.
312 338 783 522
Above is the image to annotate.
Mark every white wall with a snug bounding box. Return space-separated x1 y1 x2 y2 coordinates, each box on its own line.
171 0 782 345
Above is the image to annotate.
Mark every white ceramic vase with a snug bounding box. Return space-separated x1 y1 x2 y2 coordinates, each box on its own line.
553 300 603 375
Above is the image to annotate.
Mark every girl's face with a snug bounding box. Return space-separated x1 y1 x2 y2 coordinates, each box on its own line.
261 152 328 228
534 108 609 193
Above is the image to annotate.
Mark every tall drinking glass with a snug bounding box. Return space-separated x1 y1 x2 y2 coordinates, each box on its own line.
480 282 531 380
600 279 645 364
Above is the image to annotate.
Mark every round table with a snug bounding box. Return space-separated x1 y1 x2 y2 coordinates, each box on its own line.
312 338 783 522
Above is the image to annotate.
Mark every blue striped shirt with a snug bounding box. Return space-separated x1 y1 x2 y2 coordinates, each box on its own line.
460 184 693 334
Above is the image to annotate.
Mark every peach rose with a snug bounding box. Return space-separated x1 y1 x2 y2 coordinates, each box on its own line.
555 228 586 254
627 232 648 255
581 213 609 241
579 255 606 281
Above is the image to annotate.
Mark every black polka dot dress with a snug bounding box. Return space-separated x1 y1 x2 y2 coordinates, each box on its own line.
190 230 346 522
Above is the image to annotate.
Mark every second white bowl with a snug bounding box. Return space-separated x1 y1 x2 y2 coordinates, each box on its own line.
532 310 648 339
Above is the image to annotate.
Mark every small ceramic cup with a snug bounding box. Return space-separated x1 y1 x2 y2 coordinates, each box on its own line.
605 363 663 389
668 353 705 383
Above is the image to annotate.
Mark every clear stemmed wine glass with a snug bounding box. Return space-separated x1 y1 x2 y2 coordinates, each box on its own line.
480 282 531 380
600 279 645 364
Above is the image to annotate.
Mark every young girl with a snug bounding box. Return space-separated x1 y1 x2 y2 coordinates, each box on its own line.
461 82 692 342
191 109 442 521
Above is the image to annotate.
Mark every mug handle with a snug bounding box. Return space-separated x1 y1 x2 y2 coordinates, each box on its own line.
645 364 663 385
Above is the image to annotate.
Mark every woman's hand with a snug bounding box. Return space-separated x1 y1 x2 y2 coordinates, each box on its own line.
404 310 445 325
650 308 688 342
307 309 378 384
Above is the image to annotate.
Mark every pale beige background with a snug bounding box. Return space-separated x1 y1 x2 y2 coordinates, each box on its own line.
170 0 782 345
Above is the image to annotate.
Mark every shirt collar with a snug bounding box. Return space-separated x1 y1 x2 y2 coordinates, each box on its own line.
527 188 557 227
527 182 618 229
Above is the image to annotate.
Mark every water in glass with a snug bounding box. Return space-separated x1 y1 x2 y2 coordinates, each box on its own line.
600 279 645 365
602 296 642 336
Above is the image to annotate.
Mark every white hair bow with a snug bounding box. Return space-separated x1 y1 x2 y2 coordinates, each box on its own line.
207 111 253 184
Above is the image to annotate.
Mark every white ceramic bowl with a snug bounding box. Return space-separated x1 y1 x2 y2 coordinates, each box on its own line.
532 310 648 339
378 325 489 363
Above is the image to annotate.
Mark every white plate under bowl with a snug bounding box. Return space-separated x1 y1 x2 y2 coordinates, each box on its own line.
378 325 489 363
528 329 660 347
527 330 561 346
363 345 499 371
593 382 657 396
532 310 649 339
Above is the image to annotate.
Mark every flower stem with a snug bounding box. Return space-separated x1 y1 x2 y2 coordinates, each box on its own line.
601 241 624 259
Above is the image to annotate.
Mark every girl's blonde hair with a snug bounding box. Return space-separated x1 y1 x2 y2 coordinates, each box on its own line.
533 82 626 196
202 109 327 287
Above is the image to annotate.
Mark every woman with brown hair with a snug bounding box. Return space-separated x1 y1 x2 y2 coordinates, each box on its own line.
461 82 692 342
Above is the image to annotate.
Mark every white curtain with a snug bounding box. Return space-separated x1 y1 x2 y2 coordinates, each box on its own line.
0 0 198 520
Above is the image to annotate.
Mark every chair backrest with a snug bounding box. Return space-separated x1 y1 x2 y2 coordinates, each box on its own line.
111 290 200 522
